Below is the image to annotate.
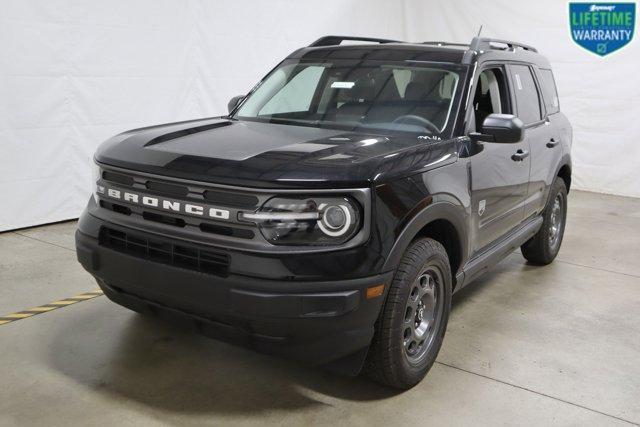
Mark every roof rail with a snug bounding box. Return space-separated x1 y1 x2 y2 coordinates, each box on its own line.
422 41 469 48
470 37 538 53
309 35 401 47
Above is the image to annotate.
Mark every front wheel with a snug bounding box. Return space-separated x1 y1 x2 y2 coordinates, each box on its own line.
364 238 452 389
521 178 568 265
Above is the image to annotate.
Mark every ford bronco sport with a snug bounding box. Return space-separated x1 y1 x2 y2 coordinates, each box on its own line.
76 35 572 389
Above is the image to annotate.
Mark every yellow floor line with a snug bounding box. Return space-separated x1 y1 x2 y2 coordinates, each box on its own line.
47 300 78 306
3 313 33 319
26 307 57 312
0 289 104 326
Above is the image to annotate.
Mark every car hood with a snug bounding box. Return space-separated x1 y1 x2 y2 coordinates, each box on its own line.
96 117 457 189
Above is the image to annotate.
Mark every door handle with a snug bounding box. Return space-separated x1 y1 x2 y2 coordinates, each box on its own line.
546 138 559 148
511 149 530 162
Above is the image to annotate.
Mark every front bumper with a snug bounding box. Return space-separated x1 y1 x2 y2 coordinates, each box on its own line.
75 219 393 368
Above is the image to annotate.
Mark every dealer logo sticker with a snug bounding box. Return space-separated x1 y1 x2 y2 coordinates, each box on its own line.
570 3 636 56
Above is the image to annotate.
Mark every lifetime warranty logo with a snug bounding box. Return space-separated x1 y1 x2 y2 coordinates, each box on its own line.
569 3 636 56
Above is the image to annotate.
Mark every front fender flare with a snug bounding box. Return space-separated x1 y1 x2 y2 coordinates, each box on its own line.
381 202 468 280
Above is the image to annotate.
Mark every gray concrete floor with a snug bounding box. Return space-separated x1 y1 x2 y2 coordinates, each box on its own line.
1 190 639 426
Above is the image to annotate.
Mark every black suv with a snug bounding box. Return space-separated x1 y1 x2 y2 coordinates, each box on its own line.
76 35 571 389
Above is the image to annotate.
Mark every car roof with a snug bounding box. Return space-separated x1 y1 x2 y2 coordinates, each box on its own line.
288 43 467 64
287 36 552 69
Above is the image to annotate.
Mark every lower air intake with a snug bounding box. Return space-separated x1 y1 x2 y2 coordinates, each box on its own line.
99 227 229 277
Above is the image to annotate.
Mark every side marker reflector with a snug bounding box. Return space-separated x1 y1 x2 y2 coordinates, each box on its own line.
366 284 385 299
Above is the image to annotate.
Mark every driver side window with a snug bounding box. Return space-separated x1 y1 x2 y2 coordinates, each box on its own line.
473 68 511 132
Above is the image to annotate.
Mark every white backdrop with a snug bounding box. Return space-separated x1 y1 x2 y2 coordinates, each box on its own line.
1 0 639 231
0 0 404 231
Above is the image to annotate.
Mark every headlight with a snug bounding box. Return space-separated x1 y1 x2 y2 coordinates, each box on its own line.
91 160 101 204
239 196 361 246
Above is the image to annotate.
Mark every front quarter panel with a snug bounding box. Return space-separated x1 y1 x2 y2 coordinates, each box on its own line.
375 159 471 283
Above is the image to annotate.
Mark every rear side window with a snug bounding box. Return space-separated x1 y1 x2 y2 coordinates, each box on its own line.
538 69 560 115
510 65 542 124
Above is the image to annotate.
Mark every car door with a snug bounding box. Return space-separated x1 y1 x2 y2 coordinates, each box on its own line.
467 65 531 253
507 64 552 219
525 66 565 217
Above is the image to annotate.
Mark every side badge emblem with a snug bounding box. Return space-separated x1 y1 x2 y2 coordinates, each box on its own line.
478 200 486 216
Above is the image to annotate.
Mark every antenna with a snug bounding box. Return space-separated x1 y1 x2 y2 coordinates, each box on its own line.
477 25 483 37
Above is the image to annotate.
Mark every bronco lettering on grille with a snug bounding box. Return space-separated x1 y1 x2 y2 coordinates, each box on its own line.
97 184 231 220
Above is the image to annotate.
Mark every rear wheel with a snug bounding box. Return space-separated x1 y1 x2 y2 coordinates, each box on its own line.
521 178 568 264
364 238 452 389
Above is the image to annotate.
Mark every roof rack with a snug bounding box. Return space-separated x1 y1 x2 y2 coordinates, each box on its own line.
469 37 538 53
309 35 401 47
422 41 469 48
306 35 539 64
459 36 538 64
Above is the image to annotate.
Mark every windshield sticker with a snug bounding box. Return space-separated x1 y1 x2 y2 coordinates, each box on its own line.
331 81 355 89
515 74 523 90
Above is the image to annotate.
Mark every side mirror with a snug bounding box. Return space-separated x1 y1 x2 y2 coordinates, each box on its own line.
470 113 524 143
227 95 245 114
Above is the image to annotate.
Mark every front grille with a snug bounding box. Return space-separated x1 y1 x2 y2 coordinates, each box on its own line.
100 200 132 216
101 167 263 209
204 189 258 209
145 180 189 197
100 227 229 277
102 171 134 186
142 211 186 227
97 166 264 241
200 222 254 239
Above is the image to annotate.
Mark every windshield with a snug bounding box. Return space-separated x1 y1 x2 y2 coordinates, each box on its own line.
234 59 463 136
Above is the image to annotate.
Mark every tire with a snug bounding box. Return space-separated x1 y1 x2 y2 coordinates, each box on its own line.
364 238 452 389
521 178 568 265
